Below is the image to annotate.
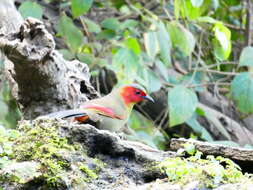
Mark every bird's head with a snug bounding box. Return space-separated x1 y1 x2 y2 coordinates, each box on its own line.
119 84 154 106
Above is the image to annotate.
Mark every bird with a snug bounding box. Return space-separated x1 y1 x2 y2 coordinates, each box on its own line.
45 84 154 133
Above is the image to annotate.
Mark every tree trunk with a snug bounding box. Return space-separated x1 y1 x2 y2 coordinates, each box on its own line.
0 0 98 119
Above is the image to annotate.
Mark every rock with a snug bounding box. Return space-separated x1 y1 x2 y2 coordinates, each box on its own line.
0 161 41 183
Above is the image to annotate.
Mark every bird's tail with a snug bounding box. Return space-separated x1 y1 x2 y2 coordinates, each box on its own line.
45 109 87 119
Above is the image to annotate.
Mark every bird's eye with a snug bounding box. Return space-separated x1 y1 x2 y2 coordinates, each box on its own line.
135 91 141 95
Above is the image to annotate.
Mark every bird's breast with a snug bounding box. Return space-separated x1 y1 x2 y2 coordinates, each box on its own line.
98 115 127 132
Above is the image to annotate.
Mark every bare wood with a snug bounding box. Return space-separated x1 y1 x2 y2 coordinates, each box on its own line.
0 0 23 34
0 0 23 98
170 138 253 161
198 103 253 146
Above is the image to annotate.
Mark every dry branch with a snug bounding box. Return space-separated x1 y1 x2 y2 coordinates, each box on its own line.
170 138 253 162
198 103 253 146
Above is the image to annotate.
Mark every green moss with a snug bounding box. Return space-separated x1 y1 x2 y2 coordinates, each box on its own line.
159 154 253 188
77 157 106 181
79 164 98 180
11 120 74 186
0 119 101 188
0 125 20 168
92 158 106 173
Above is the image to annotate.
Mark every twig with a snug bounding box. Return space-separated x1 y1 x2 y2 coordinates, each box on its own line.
223 23 244 31
170 137 253 161
154 108 168 127
187 31 204 85
79 16 90 39
190 68 238 76
189 82 230 88
135 104 153 121
204 62 238 69
164 82 230 88
162 0 174 21
245 0 252 46
117 14 139 21
173 61 188 75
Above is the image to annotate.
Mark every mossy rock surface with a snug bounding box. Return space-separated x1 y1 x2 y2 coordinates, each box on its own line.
0 119 101 189
1 119 253 190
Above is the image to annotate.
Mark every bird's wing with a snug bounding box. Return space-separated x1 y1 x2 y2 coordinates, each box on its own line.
45 104 124 122
82 104 125 120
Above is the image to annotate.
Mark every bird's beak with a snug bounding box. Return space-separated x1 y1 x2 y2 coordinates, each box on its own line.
142 95 154 102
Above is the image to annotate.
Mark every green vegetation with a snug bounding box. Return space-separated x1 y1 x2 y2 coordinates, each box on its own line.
159 144 253 188
0 125 20 168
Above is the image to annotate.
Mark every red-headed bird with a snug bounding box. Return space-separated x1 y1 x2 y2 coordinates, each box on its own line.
46 84 154 133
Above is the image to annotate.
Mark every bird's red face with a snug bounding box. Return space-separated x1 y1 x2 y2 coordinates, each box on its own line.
120 85 154 105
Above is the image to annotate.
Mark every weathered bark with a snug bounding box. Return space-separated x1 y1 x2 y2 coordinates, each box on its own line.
0 0 98 119
0 0 23 34
0 0 23 93
170 138 253 162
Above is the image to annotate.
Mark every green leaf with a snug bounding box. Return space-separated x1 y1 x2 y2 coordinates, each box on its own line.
231 72 253 114
120 19 139 30
155 60 169 81
129 111 167 150
196 16 217 23
211 0 219 10
124 38 141 55
189 0 211 20
239 46 253 67
195 107 205 116
77 53 94 65
83 18 101 33
147 70 162 92
144 32 159 60
167 22 196 56
57 15 83 52
156 21 172 65
174 0 211 20
71 0 93 18
213 23 231 60
101 18 120 31
96 30 116 40
214 23 231 52
174 0 181 19
18 1 43 19
191 0 204 7
184 143 196 155
169 86 198 126
112 48 139 75
186 115 213 141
